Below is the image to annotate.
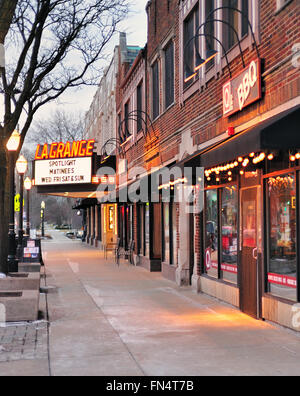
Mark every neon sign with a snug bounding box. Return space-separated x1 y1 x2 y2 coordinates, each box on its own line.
223 59 261 117
35 139 95 160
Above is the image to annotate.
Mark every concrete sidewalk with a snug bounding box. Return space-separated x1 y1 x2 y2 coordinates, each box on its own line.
1 229 300 376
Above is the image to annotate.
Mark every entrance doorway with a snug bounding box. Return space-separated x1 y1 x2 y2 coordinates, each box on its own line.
240 186 260 318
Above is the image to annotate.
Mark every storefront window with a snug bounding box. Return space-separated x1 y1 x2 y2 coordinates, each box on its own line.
172 203 177 265
267 173 297 301
163 203 170 263
221 186 238 284
145 203 150 257
205 189 218 278
138 204 144 255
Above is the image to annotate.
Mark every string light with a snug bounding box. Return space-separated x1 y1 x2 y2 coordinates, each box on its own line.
242 158 249 167
253 153 265 164
267 153 274 160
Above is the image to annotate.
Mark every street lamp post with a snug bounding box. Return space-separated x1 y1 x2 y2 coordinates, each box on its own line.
41 201 45 237
6 130 21 273
16 155 28 259
24 177 32 237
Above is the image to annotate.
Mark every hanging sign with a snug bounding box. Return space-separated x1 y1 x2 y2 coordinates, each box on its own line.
34 139 95 186
223 59 262 117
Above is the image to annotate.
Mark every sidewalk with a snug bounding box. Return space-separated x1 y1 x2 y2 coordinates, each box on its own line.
1 229 300 376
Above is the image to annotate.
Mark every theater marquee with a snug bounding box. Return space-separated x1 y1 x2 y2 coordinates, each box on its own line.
34 139 95 186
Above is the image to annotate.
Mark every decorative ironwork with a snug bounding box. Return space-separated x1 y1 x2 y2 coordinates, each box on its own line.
118 110 156 142
184 6 260 82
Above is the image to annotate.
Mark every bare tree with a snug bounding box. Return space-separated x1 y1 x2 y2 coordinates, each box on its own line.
26 109 86 147
0 0 129 272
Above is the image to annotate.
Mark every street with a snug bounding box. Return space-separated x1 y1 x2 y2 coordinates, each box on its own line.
1 229 300 376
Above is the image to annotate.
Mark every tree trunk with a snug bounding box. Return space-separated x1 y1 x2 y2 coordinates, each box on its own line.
0 138 9 273
0 0 18 43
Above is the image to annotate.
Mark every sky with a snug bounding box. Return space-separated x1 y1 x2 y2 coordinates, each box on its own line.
33 0 148 123
0 0 148 134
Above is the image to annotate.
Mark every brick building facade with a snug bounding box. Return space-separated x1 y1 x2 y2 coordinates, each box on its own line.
84 0 300 331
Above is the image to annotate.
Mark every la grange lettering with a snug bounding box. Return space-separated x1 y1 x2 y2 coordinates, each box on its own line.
35 139 95 160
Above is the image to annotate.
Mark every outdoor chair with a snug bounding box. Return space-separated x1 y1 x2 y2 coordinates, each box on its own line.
116 240 135 266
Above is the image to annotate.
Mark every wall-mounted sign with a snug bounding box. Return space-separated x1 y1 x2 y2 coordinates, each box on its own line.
34 139 95 186
223 59 262 117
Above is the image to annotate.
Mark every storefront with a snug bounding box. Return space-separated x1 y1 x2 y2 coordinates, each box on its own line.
196 104 300 327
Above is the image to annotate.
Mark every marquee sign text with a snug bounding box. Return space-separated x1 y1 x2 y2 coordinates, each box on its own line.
35 139 95 160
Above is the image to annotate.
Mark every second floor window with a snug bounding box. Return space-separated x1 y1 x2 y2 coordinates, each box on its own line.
223 0 249 52
124 101 130 139
152 60 160 120
137 82 143 133
183 4 199 87
164 40 174 109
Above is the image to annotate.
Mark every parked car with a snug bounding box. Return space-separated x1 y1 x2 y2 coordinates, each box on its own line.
65 231 75 239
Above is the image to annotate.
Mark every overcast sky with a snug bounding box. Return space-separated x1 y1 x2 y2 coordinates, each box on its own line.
33 0 148 123
0 1 148 134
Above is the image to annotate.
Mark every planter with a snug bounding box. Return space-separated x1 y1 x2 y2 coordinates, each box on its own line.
0 290 39 322
0 273 40 291
18 262 41 273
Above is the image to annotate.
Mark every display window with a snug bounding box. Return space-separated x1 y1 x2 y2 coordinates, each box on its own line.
163 203 170 263
204 183 238 285
266 172 298 301
205 189 219 279
221 186 238 284
145 203 150 257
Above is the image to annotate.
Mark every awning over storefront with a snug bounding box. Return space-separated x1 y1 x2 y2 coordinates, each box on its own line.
73 198 98 210
200 105 300 168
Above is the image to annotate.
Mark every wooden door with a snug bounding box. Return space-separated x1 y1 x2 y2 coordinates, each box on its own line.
240 187 258 318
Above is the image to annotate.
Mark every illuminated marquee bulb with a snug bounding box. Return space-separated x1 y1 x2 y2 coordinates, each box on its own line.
267 153 274 161
295 153 300 160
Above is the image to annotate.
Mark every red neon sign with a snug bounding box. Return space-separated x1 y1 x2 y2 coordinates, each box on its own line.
35 139 95 160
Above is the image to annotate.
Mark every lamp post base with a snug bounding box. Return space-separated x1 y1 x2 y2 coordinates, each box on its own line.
7 256 18 273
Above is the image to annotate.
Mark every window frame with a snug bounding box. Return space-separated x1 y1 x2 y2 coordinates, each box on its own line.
136 80 143 134
263 167 300 303
203 181 239 285
151 59 160 121
163 39 175 110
